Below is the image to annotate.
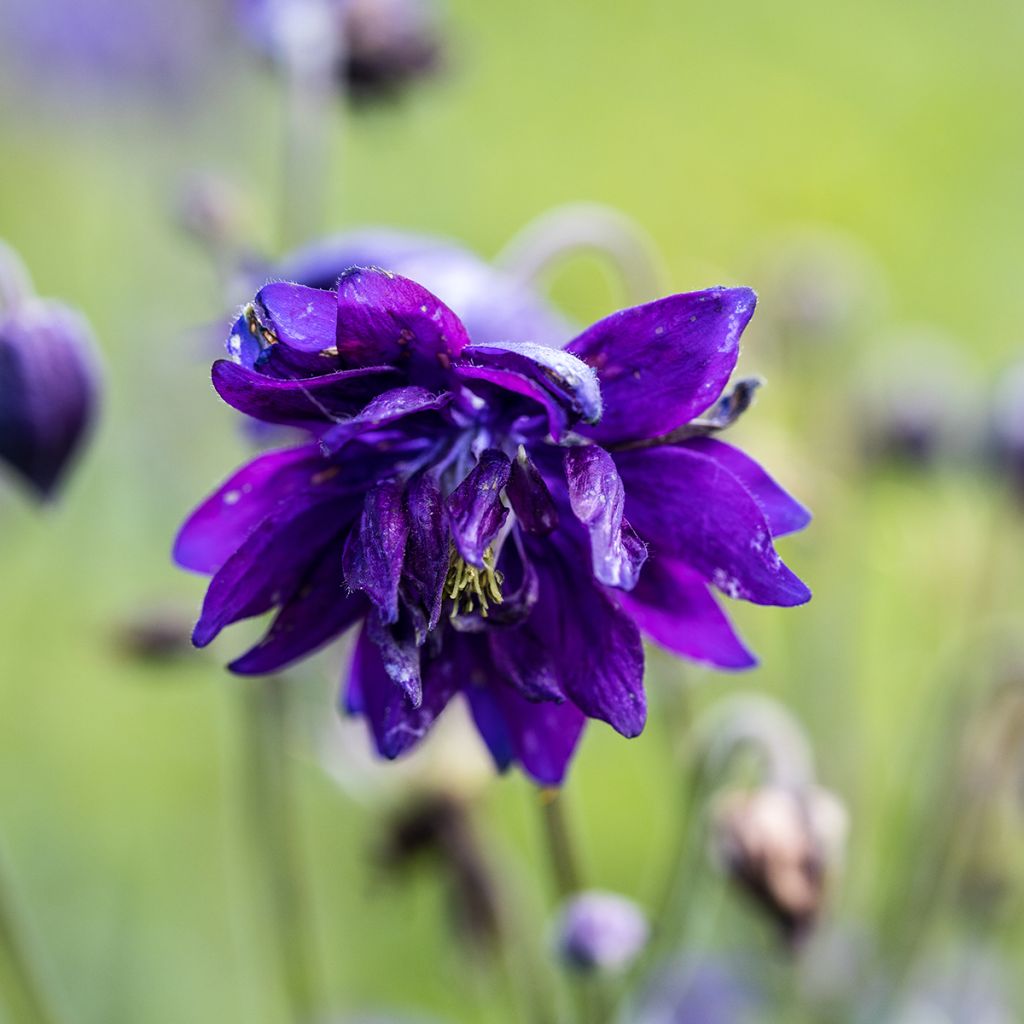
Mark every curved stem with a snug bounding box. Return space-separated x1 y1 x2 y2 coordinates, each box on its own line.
538 790 581 900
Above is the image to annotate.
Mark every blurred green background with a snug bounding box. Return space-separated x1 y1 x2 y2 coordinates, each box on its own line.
2 1 1024 1021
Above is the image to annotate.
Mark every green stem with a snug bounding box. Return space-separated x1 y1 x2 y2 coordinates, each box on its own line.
539 792 580 900
239 678 320 1023
0 857 62 1024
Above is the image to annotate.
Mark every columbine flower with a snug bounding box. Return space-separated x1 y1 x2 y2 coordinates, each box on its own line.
175 267 810 784
0 242 99 500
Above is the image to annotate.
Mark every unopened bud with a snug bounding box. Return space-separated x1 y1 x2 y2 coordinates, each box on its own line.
711 784 848 943
553 890 650 975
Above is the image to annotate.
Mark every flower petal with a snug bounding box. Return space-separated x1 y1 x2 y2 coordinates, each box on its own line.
446 449 511 568
252 282 337 352
212 358 400 428
192 501 345 648
492 539 647 737
335 267 470 382
366 607 422 706
615 446 810 607
466 680 587 786
228 546 366 675
564 445 647 590
454 341 601 437
566 287 756 445
173 444 325 575
681 438 811 537
507 448 558 535
404 473 448 630
345 626 458 759
319 385 452 454
617 556 757 670
342 480 410 625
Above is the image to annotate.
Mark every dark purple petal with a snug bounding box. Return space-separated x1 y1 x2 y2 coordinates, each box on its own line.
454 341 601 437
0 299 98 500
564 445 647 590
681 438 811 537
335 267 470 381
446 449 511 568
212 358 400 428
342 480 409 624
192 502 344 648
319 385 451 454
174 444 326 574
566 287 756 445
618 556 757 670
404 473 448 630
228 547 366 675
366 607 422 706
615 446 810 607
507 448 558 534
345 626 458 759
494 540 646 737
252 282 336 352
466 680 587 786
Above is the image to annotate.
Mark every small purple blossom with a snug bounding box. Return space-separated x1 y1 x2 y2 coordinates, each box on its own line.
0 242 99 500
553 890 649 974
175 256 810 784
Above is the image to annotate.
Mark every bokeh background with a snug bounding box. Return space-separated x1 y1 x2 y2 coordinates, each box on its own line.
2 1 1024 1021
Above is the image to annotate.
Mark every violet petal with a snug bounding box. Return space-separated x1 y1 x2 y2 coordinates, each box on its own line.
445 449 511 568
319 385 451 454
618 556 757 670
564 445 647 590
615 446 810 607
566 287 756 445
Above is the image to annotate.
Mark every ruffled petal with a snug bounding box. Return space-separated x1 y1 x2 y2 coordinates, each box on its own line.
404 473 448 630
342 480 409 624
564 445 647 590
212 359 400 428
681 438 811 538
492 539 646 737
615 446 810 607
566 287 756 445
192 501 346 648
454 341 601 438
345 626 459 759
366 606 422 706
507 448 558 535
445 449 511 568
335 267 470 383
319 386 452 454
173 444 327 575
618 556 757 670
228 545 366 675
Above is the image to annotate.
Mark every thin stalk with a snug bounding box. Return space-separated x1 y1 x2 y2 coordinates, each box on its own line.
0 858 61 1024
238 678 320 1023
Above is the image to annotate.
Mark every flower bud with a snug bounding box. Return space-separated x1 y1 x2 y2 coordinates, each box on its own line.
553 890 650 975
711 784 848 943
174 171 248 255
0 243 99 500
989 361 1024 497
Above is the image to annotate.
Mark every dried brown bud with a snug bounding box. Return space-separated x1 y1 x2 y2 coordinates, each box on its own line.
711 784 847 943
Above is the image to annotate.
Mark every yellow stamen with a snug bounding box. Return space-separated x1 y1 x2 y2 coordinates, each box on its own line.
445 544 505 618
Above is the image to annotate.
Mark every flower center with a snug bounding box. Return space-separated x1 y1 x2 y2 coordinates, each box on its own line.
445 545 504 618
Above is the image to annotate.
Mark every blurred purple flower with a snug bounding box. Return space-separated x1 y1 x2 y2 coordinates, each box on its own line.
175 265 810 783
554 890 649 974
0 243 99 500
629 956 761 1024
0 0 228 98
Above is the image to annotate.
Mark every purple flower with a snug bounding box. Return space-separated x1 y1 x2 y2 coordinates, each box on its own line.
0 242 99 500
175 265 810 784
553 890 649 974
